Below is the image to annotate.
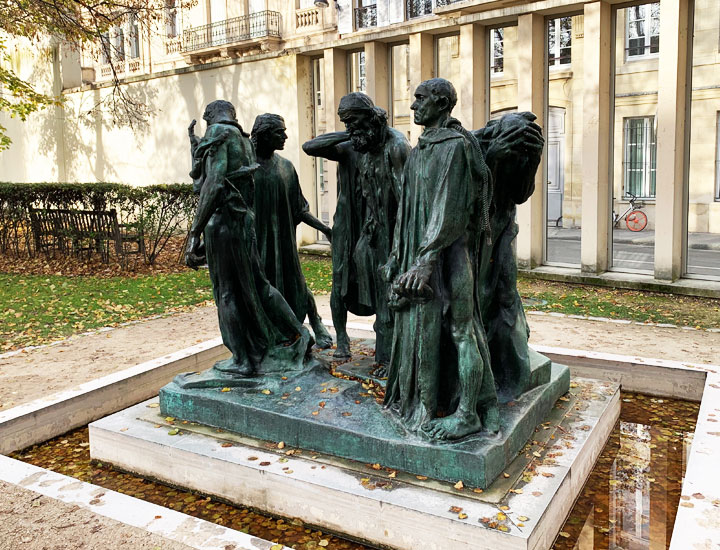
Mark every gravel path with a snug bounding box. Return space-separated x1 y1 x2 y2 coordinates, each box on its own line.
1 294 718 548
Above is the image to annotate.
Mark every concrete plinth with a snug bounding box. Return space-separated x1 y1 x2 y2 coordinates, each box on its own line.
90 378 620 550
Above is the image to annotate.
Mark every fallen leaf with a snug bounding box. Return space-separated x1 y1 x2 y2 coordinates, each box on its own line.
318 541 329 548
221 443 232 448
388 471 396 478
680 502 695 508
146 403 159 408
503 472 510 478
518 516 529 521
277 442 285 449
261 389 271 395
270 545 283 550
372 463 381 470
259 461 271 466
167 429 179 436
221 387 231 392
559 531 570 538
416 475 428 480
473 488 484 494
458 513 468 519
449 506 463 513
497 512 507 521
499 505 509 511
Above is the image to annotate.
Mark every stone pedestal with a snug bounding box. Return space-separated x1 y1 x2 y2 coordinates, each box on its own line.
90 377 619 550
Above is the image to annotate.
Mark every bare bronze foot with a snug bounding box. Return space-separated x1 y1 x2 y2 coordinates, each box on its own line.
311 322 333 350
424 412 482 441
373 364 388 379
333 335 351 359
482 405 500 433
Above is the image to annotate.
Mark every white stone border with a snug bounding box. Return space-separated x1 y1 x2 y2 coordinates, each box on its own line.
1 336 718 549
525 309 720 333
0 454 289 550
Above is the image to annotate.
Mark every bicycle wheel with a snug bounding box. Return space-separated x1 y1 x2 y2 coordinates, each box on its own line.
626 210 648 232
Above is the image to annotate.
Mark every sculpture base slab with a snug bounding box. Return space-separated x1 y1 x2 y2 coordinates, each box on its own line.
158 349 569 488
89 378 620 550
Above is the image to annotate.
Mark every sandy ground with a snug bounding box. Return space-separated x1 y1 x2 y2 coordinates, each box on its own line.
1 295 718 411
1 294 719 547
0 480 194 550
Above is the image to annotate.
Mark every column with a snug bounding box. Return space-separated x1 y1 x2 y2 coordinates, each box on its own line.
365 41 389 112
295 55 317 245
654 0 690 281
581 1 612 273
515 13 545 269
322 47 348 228
458 23 487 131
408 32 433 144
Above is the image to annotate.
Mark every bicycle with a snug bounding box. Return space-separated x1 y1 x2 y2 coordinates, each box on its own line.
613 192 648 232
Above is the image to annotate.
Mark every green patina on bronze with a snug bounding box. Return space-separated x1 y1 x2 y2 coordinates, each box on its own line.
163 83 568 488
302 93 410 363
160 346 568 488
251 113 333 350
182 100 314 381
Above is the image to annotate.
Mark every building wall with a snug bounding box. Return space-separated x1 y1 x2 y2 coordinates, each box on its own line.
2 0 719 277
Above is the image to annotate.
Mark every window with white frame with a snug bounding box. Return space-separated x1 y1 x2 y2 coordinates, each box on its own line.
129 15 140 59
165 0 179 38
626 3 659 58
490 28 504 75
100 32 111 64
111 26 125 62
348 50 366 93
548 17 571 67
716 112 720 201
623 117 657 199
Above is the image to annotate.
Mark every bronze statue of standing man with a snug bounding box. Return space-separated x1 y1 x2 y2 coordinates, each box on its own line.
184 100 313 378
303 94 410 365
251 113 334 349
383 79 499 440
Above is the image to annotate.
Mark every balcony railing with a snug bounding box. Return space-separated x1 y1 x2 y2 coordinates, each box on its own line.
182 11 281 53
435 0 462 6
407 0 432 18
355 5 377 29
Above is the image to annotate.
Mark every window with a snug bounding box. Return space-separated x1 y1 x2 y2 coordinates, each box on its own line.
626 3 659 58
111 26 125 62
347 51 366 92
548 17 571 67
100 32 111 64
623 117 657 199
490 28 504 74
165 0 179 38
716 113 720 201
129 15 140 59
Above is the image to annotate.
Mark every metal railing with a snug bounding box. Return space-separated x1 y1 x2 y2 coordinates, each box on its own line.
406 0 432 18
435 0 461 6
181 11 281 53
355 4 377 29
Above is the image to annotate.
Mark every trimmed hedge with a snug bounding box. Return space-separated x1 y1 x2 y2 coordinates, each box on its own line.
0 182 198 265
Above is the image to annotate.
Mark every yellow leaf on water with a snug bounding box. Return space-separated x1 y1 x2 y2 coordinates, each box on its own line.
221 387 231 392
261 389 271 395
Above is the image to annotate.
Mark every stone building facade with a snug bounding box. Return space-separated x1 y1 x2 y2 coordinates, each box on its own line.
1 0 718 281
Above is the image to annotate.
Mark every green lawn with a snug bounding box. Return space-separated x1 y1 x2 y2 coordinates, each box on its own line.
2 255 718 352
1 270 214 351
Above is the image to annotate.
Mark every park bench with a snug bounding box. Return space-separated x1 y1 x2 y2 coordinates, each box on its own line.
28 207 144 266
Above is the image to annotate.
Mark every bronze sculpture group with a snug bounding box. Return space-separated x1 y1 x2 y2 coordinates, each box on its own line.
185 78 544 442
